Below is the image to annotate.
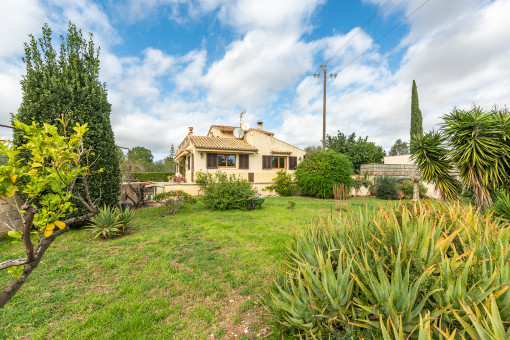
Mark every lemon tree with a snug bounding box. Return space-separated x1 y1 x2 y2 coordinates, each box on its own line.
0 119 100 308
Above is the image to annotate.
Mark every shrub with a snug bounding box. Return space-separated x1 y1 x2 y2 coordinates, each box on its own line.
375 176 398 199
294 150 353 199
153 190 196 204
266 170 295 196
196 172 257 210
87 206 134 239
270 201 510 338
397 179 427 199
153 190 197 216
130 172 175 182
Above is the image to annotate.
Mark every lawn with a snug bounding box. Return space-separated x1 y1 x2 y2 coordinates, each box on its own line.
0 197 389 339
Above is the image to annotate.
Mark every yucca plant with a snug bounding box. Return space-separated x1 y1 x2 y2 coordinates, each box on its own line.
410 131 460 200
411 107 510 208
87 205 134 239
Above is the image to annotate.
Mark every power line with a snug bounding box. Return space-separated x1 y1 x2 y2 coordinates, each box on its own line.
290 0 432 114
332 0 432 75
289 0 394 112
323 0 393 66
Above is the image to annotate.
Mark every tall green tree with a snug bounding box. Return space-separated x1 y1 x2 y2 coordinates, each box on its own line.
170 144 175 158
326 131 385 172
410 80 423 140
13 23 120 215
128 146 154 165
410 80 424 201
389 139 409 156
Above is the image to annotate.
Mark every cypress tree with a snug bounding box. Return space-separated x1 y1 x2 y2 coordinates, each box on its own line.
410 80 423 140
12 23 120 217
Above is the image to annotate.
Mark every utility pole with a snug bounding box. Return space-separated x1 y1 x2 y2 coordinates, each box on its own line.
314 65 337 150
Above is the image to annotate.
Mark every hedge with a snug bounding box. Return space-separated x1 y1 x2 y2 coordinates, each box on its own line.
130 172 175 182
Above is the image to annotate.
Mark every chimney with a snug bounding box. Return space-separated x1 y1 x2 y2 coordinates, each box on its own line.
257 121 263 130
188 127 193 135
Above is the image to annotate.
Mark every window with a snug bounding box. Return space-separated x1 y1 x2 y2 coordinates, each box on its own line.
272 156 286 169
218 154 236 168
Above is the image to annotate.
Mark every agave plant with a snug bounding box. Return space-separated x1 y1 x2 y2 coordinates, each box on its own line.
87 205 134 239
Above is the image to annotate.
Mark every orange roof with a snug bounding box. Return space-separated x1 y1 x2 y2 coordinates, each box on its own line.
189 135 258 152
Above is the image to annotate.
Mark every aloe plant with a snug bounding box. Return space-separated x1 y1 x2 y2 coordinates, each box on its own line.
270 201 510 337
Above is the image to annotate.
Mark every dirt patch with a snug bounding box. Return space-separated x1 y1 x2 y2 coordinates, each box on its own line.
214 289 271 339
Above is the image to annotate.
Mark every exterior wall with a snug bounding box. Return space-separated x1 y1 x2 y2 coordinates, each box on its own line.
155 182 274 197
384 154 412 165
0 196 24 235
181 129 307 184
208 127 234 138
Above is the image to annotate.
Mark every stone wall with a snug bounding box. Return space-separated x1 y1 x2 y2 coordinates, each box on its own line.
0 196 23 235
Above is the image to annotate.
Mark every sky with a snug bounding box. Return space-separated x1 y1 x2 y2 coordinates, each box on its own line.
0 0 509 161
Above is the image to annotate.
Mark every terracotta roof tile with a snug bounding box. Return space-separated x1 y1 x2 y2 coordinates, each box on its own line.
190 136 258 152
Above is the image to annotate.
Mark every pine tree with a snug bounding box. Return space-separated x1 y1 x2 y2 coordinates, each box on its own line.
13 23 120 217
170 144 175 158
410 80 423 140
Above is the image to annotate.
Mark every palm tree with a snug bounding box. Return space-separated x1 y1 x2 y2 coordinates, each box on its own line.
410 131 459 200
411 107 510 208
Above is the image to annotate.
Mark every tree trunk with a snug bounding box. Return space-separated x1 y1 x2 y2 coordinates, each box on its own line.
0 206 98 308
413 179 420 201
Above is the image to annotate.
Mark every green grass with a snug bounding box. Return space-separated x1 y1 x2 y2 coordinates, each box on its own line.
0 196 389 339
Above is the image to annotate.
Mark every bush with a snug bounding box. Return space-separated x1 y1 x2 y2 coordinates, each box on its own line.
397 179 428 199
266 170 296 196
154 190 197 204
294 150 353 199
130 172 175 182
196 172 257 210
375 176 398 199
270 201 510 338
153 190 197 216
87 206 134 239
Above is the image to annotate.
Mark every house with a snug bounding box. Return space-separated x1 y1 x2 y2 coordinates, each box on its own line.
173 121 306 185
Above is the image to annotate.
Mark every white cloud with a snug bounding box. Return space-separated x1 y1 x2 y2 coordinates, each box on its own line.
281 0 510 151
0 0 46 58
2 0 509 161
203 30 314 106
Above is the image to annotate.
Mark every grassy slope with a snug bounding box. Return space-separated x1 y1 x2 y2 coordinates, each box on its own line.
0 197 386 339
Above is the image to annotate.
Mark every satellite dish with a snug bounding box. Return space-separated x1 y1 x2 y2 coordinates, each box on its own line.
240 121 250 131
233 128 244 139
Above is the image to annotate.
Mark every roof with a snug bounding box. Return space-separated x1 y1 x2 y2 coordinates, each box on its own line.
208 124 274 136
175 135 258 157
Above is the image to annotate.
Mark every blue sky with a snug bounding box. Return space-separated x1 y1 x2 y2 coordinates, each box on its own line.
1 0 509 161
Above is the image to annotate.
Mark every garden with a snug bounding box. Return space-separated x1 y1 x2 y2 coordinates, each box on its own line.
2 21 510 340
0 196 386 339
